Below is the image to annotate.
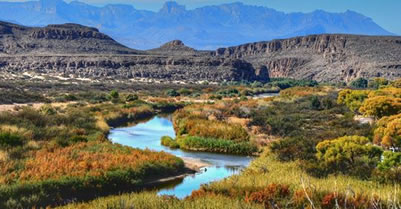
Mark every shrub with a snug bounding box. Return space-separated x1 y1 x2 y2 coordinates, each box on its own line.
391 78 401 88
373 113 401 148
125 94 139 102
109 90 119 99
377 151 401 171
359 96 401 118
175 117 249 142
310 96 321 110
337 89 370 112
178 88 192 96
316 136 383 178
178 136 257 155
244 184 290 207
373 150 401 183
368 78 389 89
280 87 322 98
0 133 24 148
350 78 368 89
161 136 180 149
39 105 57 115
268 78 318 90
63 94 78 101
166 89 180 97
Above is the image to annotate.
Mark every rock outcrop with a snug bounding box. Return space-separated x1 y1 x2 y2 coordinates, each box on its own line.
0 21 400 83
0 21 139 55
214 34 401 82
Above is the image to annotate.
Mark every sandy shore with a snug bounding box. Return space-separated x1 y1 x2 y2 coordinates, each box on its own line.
147 157 210 185
182 157 210 171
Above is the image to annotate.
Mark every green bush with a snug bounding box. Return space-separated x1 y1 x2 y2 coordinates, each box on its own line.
310 96 321 110
373 151 401 183
350 78 368 89
368 78 389 89
266 78 318 90
178 136 257 155
377 151 401 171
166 89 180 97
178 88 192 96
0 132 24 148
316 136 383 178
125 94 139 102
161 136 180 149
109 90 119 99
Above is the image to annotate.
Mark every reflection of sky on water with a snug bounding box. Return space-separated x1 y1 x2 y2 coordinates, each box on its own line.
108 116 253 198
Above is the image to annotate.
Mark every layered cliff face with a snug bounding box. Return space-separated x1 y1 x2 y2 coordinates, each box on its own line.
0 21 139 55
0 55 267 82
214 34 401 82
0 21 268 83
0 21 400 83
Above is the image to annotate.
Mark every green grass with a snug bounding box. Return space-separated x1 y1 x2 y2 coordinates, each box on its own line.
178 136 258 155
161 136 180 149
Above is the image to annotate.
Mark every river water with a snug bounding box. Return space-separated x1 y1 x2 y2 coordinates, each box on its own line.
108 115 253 198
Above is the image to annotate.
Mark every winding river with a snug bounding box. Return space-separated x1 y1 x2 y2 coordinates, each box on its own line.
108 115 253 198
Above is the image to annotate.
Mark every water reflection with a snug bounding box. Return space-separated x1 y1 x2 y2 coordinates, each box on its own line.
109 116 253 198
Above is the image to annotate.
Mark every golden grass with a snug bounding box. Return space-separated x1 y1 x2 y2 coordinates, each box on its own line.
59 192 263 209
0 125 27 134
95 114 110 133
207 150 401 202
0 150 8 162
227 116 250 127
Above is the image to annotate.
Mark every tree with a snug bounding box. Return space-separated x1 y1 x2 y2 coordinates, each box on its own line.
316 136 383 177
337 89 369 112
359 96 401 118
373 113 401 148
350 78 368 89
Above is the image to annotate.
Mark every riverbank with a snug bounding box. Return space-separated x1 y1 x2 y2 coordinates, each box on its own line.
147 157 211 185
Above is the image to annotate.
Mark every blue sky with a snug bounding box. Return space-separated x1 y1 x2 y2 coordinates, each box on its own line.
9 0 401 35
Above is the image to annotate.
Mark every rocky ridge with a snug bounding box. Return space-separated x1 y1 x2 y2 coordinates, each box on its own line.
214 34 401 82
0 21 400 83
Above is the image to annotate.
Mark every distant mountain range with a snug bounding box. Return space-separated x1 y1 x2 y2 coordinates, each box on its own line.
1 21 400 83
0 0 394 49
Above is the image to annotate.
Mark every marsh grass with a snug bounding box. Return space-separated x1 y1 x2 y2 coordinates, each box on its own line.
59 192 264 209
204 150 401 205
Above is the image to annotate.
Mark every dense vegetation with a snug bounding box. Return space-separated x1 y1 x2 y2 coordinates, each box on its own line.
77 78 401 209
0 94 186 208
163 103 259 155
2 77 401 208
60 192 263 209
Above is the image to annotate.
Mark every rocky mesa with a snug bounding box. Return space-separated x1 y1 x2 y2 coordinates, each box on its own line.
214 34 401 83
0 21 400 83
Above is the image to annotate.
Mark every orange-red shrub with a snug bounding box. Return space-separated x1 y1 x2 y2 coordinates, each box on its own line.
6 142 182 183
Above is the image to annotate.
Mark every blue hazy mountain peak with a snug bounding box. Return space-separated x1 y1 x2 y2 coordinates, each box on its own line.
0 0 394 50
159 1 186 14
